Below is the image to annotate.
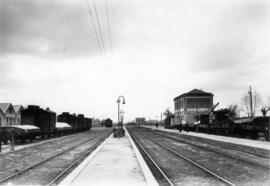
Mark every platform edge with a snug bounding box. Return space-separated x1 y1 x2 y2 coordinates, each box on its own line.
125 127 159 186
59 133 113 185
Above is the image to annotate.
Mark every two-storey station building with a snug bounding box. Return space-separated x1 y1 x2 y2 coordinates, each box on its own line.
174 89 213 125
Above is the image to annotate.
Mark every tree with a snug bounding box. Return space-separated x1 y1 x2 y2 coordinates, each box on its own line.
227 104 238 118
241 87 262 117
261 107 270 117
163 108 174 128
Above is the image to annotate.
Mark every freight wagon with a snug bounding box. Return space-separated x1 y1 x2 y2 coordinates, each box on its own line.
1 125 41 143
57 112 92 132
191 115 270 141
21 105 56 138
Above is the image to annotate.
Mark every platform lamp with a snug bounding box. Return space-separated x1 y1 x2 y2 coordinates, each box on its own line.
120 109 125 125
117 96 126 130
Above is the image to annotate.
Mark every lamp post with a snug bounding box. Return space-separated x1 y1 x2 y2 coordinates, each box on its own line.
120 109 124 125
117 96 126 130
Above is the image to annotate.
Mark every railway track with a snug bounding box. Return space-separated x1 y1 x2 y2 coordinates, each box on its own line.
47 132 112 186
128 127 270 186
128 128 231 186
147 128 270 169
0 131 90 157
149 128 270 158
0 130 111 185
129 130 174 186
0 131 102 180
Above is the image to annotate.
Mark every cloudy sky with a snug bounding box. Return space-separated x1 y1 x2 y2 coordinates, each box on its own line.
1 0 270 121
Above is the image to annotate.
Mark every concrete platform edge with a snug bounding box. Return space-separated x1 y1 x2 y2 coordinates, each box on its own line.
125 127 159 186
59 133 113 185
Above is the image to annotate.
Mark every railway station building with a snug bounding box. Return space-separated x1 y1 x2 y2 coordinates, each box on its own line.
0 103 23 127
173 89 213 125
135 117 146 125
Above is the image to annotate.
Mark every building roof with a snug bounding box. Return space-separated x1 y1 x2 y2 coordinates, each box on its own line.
13 105 24 113
0 103 12 114
174 89 213 100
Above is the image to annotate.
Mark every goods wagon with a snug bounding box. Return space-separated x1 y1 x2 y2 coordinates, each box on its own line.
85 117 92 130
1 125 40 143
55 122 72 136
182 113 270 141
77 114 85 131
21 105 56 138
58 112 92 132
58 112 78 131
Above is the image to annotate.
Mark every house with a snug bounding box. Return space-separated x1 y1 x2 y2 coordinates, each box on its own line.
0 103 17 127
135 117 146 125
174 89 213 125
13 105 24 125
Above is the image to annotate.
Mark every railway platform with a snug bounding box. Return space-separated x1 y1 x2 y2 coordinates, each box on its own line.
59 128 158 186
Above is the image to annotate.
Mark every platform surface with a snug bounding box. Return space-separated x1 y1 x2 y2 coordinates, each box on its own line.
143 126 270 151
60 134 148 186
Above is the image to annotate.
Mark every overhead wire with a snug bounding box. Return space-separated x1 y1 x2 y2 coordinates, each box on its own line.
85 0 103 54
92 0 106 54
104 0 113 51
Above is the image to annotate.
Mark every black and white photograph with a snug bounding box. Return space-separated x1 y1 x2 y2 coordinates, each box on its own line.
0 0 270 185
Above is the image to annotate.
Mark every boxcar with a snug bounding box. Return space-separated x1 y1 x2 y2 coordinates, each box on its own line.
85 117 92 130
21 105 56 138
55 122 72 136
1 125 40 143
77 114 84 131
58 112 78 132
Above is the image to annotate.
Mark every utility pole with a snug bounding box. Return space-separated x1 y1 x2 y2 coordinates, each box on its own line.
249 86 253 117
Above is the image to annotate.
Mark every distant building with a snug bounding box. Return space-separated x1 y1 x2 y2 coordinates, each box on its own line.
92 118 101 127
0 103 22 127
146 119 159 126
135 117 146 125
174 89 213 125
13 105 24 125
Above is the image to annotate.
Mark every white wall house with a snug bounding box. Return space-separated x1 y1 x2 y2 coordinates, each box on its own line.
0 103 23 127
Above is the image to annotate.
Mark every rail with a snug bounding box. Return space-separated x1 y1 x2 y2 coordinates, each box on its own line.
143 134 237 186
128 128 237 186
128 128 175 186
148 129 270 170
47 132 111 185
0 132 110 185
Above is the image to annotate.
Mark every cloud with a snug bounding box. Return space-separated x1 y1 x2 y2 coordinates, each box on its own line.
0 0 113 58
1 0 270 120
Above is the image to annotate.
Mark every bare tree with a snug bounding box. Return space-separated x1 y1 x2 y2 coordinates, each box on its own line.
261 107 270 117
261 96 270 117
227 104 238 118
241 87 263 117
163 108 174 128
